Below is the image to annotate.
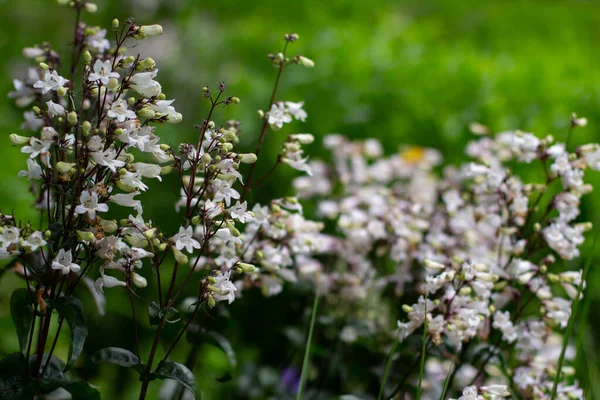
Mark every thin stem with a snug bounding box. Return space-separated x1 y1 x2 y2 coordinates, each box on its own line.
241 42 289 202
25 304 38 376
550 232 598 399
439 363 455 400
296 284 320 400
378 335 399 400
416 299 428 400
126 275 141 359
41 317 64 377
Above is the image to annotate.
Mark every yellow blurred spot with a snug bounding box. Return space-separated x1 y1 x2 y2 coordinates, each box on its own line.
401 147 425 164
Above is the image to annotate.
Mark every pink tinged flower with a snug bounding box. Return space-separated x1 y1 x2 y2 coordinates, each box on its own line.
95 271 127 292
52 249 81 275
88 59 120 85
267 103 292 129
75 191 109 219
107 99 136 122
172 226 201 253
285 101 307 122
33 70 69 94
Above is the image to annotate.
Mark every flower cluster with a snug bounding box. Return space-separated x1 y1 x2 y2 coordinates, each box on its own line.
292 123 596 398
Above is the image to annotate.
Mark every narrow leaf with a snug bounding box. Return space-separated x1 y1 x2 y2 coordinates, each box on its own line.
91 347 143 374
205 331 237 382
54 296 88 371
10 289 34 354
155 361 198 399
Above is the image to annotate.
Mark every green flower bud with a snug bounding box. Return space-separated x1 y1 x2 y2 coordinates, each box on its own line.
84 2 98 13
100 219 118 233
139 25 163 36
239 263 256 273
83 51 92 64
39 62 49 70
191 215 201 225
160 165 174 175
82 120 92 135
144 228 157 239
131 272 147 288
56 161 76 173
107 77 119 90
57 86 68 97
298 55 315 68
112 18 119 29
207 295 216 308
401 304 413 313
172 247 188 265
9 133 30 145
77 230 96 242
67 111 78 125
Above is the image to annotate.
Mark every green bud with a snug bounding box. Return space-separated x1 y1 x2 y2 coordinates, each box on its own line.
77 230 96 242
239 262 256 273
401 304 413 313
67 111 78 125
160 165 174 175
56 161 76 173
144 228 157 239
84 2 98 12
157 242 168 252
32 106 41 115
9 133 30 145
298 55 315 68
39 62 49 70
191 215 201 225
107 77 119 90
131 272 147 288
83 51 92 64
57 86 68 97
100 219 118 233
207 295 216 308
140 25 163 36
112 18 119 29
230 96 240 103
172 247 188 265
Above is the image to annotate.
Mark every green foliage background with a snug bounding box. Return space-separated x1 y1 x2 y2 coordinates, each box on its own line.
1 0 600 398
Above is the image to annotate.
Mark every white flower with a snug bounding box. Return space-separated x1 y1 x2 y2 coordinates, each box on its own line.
18 158 43 181
285 101 307 122
52 249 81 275
212 179 240 207
46 100 66 117
86 29 110 53
91 148 126 173
0 226 21 246
107 99 136 122
22 137 51 159
228 201 253 223
110 192 143 214
480 385 510 397
75 191 109 219
130 70 162 97
88 59 119 85
21 111 44 131
33 70 69 94
211 270 237 304
267 103 292 129
492 311 517 343
282 151 313 176
457 386 483 400
95 270 127 292
172 226 201 253
22 231 47 251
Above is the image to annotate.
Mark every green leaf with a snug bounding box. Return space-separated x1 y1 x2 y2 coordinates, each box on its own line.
42 379 101 400
10 288 34 354
205 331 237 383
154 361 197 399
0 353 37 400
148 301 179 325
148 301 161 325
54 296 88 371
91 347 143 374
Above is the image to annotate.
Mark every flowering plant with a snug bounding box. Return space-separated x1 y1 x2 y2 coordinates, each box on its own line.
0 1 597 400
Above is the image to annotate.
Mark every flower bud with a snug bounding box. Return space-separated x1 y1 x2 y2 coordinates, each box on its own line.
84 2 98 12
239 153 257 164
290 133 314 144
157 242 168 252
131 272 147 288
139 25 163 36
23 47 44 58
207 295 216 308
107 77 119 90
39 62 49 70
112 18 119 29
191 215 201 225
230 96 240 103
82 120 92 136
140 57 156 70
83 51 91 64
57 86 68 97
100 219 118 233
172 247 188 265
298 56 315 68
67 111 78 125
144 228 157 239
77 230 96 242
9 133 30 145
239 262 256 273
424 259 444 270
401 304 413 313
138 107 156 119
167 112 183 124
160 165 174 175
56 161 76 173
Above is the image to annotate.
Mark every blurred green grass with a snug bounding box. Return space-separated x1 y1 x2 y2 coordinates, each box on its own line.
1 0 600 398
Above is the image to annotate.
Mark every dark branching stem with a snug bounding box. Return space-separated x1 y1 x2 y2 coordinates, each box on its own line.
241 42 289 202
